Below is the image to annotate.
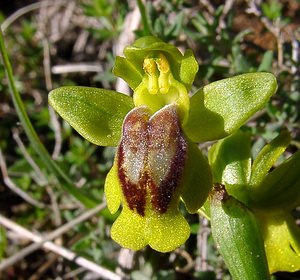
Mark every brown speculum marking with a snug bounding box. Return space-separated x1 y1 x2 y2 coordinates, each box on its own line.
117 105 187 216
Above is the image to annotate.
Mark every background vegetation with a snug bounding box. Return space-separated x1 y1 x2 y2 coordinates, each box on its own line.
0 0 299 279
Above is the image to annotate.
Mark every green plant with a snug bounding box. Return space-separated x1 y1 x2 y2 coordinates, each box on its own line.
1 1 299 277
46 36 299 278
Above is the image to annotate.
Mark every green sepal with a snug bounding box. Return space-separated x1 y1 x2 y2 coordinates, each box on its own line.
49 86 134 146
114 36 198 91
249 130 291 187
113 56 143 90
180 140 212 213
252 149 300 210
179 49 199 92
255 210 300 273
184 72 277 142
210 186 270 280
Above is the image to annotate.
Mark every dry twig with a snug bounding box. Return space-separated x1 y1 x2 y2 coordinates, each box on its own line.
0 203 121 280
196 216 211 272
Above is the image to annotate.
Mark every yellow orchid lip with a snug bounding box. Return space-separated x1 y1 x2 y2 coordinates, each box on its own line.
117 104 187 216
104 102 212 252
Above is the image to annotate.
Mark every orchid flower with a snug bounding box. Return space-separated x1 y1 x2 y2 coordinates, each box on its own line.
49 36 277 252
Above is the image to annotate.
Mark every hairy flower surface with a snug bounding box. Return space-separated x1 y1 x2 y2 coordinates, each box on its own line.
105 105 198 251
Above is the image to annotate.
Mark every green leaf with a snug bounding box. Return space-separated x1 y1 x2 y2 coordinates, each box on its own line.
208 130 251 186
250 130 291 187
258 50 274 72
0 226 7 260
255 210 300 273
49 86 134 147
252 149 300 210
262 0 282 20
232 44 251 73
184 73 277 142
136 0 153 36
210 186 270 280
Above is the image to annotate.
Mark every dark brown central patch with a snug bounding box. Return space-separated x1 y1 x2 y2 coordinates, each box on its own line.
117 106 187 216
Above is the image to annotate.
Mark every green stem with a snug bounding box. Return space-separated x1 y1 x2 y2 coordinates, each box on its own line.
136 0 153 36
0 29 97 208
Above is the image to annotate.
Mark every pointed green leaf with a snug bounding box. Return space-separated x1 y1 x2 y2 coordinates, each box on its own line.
210 186 270 280
255 210 300 273
49 86 134 146
252 149 300 210
250 130 291 187
184 73 277 142
180 140 212 213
